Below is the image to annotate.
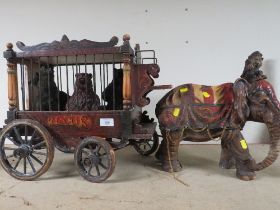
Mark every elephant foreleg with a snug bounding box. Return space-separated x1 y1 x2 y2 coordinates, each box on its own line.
226 130 256 181
156 129 183 172
219 138 236 169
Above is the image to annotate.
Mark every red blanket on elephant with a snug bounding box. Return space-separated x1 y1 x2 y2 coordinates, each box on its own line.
156 83 234 130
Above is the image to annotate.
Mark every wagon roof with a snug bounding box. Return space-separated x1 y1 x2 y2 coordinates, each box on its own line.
4 34 134 63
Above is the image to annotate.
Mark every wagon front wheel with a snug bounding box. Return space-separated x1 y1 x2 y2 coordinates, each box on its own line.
0 119 54 181
133 132 159 156
74 137 116 183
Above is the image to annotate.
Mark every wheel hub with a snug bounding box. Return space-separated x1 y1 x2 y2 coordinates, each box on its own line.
84 154 100 167
91 154 101 165
14 144 31 158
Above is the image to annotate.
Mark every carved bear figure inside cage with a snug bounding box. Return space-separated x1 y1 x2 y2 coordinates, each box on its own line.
102 68 123 110
66 73 100 111
31 65 69 111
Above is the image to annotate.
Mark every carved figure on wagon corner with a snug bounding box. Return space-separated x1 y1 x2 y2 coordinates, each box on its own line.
102 68 123 110
66 73 100 111
155 51 280 181
32 65 69 111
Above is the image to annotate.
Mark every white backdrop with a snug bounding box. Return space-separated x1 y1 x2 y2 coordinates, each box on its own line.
0 0 279 143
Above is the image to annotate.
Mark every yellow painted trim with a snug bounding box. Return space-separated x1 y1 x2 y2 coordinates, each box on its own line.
240 139 248 150
180 87 189 93
173 108 180 117
202 91 210 98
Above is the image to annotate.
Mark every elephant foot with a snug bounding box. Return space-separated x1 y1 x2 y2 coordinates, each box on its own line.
219 157 236 169
161 160 182 172
236 170 256 181
235 158 256 181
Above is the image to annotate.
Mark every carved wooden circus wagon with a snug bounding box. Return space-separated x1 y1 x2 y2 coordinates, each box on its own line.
0 34 170 182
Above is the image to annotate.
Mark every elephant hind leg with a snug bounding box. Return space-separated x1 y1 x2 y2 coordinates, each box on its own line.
156 129 183 172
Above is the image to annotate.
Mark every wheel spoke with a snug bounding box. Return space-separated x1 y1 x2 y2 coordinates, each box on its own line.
30 130 37 145
81 149 90 156
143 144 147 150
13 157 22 170
13 127 24 144
4 135 20 146
32 141 46 149
88 144 95 154
23 157 27 174
95 145 101 153
32 151 47 156
144 142 152 150
30 154 43 165
99 162 108 170
27 156 36 174
5 154 15 159
87 162 93 175
4 147 17 151
95 165 101 176
98 151 107 157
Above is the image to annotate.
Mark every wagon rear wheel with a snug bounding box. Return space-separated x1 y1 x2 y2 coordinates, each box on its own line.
0 119 54 181
133 131 159 156
74 137 116 183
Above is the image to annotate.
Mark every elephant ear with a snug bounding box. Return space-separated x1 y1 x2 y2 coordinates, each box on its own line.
233 78 250 123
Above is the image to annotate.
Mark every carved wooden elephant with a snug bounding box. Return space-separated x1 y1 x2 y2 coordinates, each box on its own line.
155 51 280 181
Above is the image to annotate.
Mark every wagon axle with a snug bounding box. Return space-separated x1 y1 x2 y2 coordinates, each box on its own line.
84 155 101 168
14 144 32 158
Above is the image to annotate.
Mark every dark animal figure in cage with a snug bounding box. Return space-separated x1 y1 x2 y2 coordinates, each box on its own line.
32 65 69 111
66 73 100 111
102 68 123 110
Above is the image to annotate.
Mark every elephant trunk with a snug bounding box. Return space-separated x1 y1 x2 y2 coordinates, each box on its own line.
253 118 280 171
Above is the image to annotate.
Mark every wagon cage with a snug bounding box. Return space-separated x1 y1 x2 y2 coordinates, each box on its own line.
0 34 171 182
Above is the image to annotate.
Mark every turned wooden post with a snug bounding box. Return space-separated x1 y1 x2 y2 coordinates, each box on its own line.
5 43 19 110
122 34 132 110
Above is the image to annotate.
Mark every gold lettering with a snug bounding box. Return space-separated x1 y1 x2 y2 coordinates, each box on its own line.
47 115 91 129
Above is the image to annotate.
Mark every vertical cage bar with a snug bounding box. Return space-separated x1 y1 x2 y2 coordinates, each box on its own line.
106 64 109 88
72 65 75 88
47 57 51 111
92 55 96 92
65 56 69 111
75 56 79 109
24 60 29 110
59 65 63 100
38 57 42 111
112 54 116 110
84 55 88 110
75 55 79 75
102 54 106 110
20 58 25 111
99 63 103 107
30 58 33 111
56 56 60 111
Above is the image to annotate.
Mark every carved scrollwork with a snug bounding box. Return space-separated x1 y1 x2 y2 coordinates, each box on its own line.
133 64 160 107
16 35 119 52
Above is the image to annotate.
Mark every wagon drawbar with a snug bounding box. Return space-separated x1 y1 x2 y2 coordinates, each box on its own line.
0 34 171 182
